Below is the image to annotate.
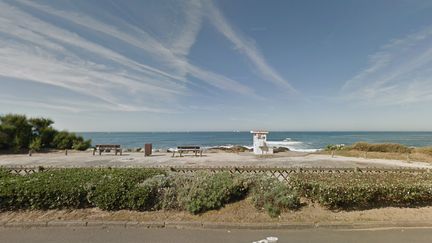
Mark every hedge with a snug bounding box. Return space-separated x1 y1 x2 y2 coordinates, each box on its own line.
2 169 432 216
290 173 432 209
0 168 165 210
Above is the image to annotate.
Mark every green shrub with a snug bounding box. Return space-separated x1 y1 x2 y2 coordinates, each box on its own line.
53 131 91 151
289 172 432 209
325 144 346 151
90 169 165 210
53 131 76 150
126 175 170 211
0 114 91 152
180 172 248 214
72 138 92 151
0 168 13 179
0 169 97 210
29 137 42 152
349 142 412 153
251 176 301 217
0 114 32 151
0 168 165 211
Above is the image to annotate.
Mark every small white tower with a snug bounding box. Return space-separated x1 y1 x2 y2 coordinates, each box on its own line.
250 131 273 155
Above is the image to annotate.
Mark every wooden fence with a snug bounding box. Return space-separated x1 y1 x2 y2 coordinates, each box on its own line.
1 166 430 182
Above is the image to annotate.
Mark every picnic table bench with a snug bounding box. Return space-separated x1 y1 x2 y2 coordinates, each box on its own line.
93 144 122 156
172 146 203 157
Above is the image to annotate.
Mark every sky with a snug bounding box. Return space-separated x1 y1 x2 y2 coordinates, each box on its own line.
1 0 432 132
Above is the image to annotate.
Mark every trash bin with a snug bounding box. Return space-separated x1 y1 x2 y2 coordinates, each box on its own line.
144 144 152 156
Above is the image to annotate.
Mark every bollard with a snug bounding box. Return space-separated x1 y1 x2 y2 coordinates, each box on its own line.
65 149 68 156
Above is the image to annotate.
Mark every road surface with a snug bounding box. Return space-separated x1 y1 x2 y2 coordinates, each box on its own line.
1 227 432 243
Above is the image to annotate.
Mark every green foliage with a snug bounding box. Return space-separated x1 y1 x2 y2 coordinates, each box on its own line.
0 114 32 151
251 176 301 217
180 172 249 214
0 129 8 150
0 168 14 179
348 142 412 153
127 175 170 211
53 131 91 150
29 137 42 152
325 144 346 151
290 172 432 209
0 114 91 152
90 169 165 210
72 137 92 151
0 168 165 211
3 168 432 216
53 131 76 150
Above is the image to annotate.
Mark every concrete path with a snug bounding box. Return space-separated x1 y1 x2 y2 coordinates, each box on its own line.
1 151 431 168
2 227 432 243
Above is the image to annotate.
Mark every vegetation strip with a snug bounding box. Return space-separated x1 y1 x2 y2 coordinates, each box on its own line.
2 168 432 217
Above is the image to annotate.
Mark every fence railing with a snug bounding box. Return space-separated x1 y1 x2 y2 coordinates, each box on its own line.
2 166 430 181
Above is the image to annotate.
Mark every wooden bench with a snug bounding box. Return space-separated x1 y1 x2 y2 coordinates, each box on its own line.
93 144 122 156
172 146 203 157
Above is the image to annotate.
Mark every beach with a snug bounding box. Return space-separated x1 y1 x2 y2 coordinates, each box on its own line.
1 150 431 169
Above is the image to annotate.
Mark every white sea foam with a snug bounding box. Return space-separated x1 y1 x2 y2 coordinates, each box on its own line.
266 141 319 152
170 139 320 153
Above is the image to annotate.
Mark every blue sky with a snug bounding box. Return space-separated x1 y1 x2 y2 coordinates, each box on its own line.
1 0 432 131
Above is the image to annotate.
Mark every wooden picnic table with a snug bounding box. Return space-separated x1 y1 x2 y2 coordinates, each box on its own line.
93 144 122 156
172 146 203 157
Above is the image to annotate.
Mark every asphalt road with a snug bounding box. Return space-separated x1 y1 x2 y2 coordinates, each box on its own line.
1 227 432 243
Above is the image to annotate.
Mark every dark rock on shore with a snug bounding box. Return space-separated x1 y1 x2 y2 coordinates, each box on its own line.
273 147 290 153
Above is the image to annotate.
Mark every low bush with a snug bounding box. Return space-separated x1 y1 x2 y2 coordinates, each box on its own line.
29 137 42 152
251 176 301 217
89 169 166 210
179 172 249 214
348 142 412 153
0 168 165 211
290 173 432 209
325 144 346 151
3 168 432 216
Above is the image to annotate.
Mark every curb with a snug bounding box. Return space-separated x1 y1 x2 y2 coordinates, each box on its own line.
3 220 432 230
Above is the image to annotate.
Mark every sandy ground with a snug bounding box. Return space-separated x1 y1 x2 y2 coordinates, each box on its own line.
0 150 431 168
3 198 432 225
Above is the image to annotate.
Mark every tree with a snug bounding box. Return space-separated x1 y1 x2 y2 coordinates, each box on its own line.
0 114 32 151
29 118 57 148
0 114 91 152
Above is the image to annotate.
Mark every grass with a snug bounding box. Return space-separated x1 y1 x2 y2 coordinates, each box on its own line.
320 142 432 163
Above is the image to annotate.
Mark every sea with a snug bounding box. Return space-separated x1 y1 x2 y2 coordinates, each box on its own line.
78 132 432 152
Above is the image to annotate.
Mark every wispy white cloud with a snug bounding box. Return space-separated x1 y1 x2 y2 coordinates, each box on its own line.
205 0 298 94
342 26 432 105
15 0 254 94
0 0 256 113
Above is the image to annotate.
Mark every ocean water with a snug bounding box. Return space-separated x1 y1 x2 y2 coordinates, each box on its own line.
78 132 432 152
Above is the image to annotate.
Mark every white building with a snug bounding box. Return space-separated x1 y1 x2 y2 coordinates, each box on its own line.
250 131 274 155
